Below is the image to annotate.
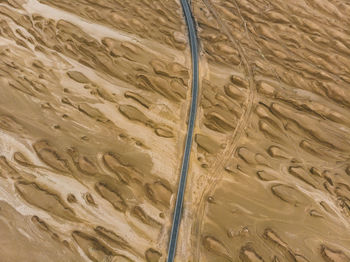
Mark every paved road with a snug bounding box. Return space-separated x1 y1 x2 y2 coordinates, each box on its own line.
166 0 199 261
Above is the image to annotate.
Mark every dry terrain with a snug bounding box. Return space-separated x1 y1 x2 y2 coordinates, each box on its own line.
0 0 190 261
1 0 350 262
181 0 350 261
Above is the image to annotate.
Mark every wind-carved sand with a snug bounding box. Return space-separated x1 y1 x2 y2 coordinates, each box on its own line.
1 0 350 261
0 0 190 261
178 0 350 261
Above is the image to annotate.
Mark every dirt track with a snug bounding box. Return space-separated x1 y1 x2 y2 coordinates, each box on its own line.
1 0 350 261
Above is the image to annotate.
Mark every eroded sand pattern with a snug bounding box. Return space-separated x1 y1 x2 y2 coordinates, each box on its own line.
1 0 350 261
181 0 350 261
0 0 190 261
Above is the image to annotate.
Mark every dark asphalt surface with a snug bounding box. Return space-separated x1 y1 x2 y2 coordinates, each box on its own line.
166 0 198 261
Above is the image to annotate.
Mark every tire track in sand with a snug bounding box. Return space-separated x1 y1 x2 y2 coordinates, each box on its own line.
193 0 257 260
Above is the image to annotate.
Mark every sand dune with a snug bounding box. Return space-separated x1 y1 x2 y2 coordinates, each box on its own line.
0 0 190 261
182 0 350 261
1 0 350 261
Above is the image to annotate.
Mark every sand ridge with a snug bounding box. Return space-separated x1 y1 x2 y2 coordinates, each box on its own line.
0 0 191 261
179 0 350 261
1 0 350 261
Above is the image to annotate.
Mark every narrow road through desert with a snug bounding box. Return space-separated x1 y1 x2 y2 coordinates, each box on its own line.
166 0 199 261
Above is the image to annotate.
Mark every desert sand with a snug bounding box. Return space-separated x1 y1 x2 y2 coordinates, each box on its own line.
0 0 350 261
0 0 190 261
181 0 350 261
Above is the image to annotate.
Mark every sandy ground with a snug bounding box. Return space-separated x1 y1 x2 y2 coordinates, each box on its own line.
1 0 350 261
0 0 190 261
178 0 350 261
